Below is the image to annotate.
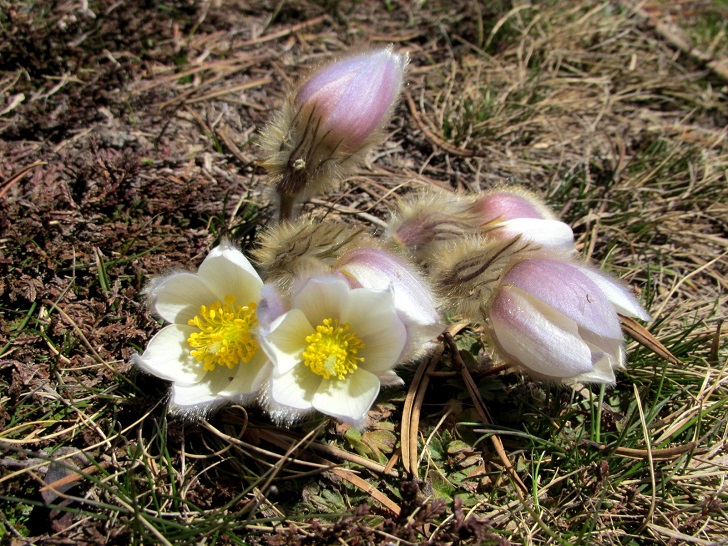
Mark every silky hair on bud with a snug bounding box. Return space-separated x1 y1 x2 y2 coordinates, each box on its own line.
431 235 534 323
387 187 476 257
253 217 369 284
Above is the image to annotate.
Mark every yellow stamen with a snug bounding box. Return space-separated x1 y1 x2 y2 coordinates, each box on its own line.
187 296 259 372
302 318 365 380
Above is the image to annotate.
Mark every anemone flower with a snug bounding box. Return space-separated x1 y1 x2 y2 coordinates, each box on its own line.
134 243 271 416
259 276 407 428
259 47 408 219
488 255 651 384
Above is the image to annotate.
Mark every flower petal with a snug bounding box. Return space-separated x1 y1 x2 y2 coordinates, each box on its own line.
169 369 235 410
270 364 319 411
312 368 380 426
292 277 350 328
150 273 218 324
219 351 272 397
569 354 617 384
497 219 575 250
491 286 594 377
297 49 406 148
259 309 313 374
336 247 441 327
579 328 625 371
379 370 405 387
341 288 407 371
577 266 652 321
136 324 205 385
503 258 623 340
198 244 264 305
473 192 547 221
257 283 289 329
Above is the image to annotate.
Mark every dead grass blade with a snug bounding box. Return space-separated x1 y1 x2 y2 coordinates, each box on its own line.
442 332 529 495
255 430 401 515
257 429 396 476
620 316 681 365
330 467 401 516
400 344 443 477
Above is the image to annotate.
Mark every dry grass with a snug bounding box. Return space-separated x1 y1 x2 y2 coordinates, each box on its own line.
0 0 726 544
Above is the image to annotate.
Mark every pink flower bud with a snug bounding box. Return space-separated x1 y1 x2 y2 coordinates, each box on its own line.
296 48 407 150
488 256 650 384
470 190 575 251
470 192 546 222
334 246 443 361
259 47 408 219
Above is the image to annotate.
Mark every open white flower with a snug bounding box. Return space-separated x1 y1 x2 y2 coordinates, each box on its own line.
259 276 407 428
134 243 271 416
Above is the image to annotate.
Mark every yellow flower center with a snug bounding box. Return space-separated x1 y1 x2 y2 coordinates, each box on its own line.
187 296 259 372
302 318 365 380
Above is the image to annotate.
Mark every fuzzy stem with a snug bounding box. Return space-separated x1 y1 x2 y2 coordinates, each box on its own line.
278 193 295 222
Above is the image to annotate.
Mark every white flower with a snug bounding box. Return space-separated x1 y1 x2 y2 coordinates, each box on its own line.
488 255 651 385
134 243 271 416
259 276 408 428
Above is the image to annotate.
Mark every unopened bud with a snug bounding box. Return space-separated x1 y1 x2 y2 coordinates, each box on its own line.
468 188 575 251
260 47 407 220
431 235 533 322
387 188 474 257
253 218 368 286
487 254 651 384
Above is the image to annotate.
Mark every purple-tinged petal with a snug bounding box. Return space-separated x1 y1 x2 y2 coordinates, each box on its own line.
295 48 406 148
472 192 545 221
491 285 594 377
336 247 440 326
502 258 622 340
577 266 652 321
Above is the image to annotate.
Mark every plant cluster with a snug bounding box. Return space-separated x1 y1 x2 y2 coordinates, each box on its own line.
135 47 652 431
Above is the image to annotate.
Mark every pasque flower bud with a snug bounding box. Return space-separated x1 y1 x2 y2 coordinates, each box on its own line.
252 217 367 285
487 255 651 384
387 186 574 264
387 189 474 256
468 188 575 251
334 246 444 361
260 47 408 220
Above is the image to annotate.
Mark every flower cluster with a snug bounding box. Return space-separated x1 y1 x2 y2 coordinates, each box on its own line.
135 47 652 429
389 187 651 384
136 236 441 428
